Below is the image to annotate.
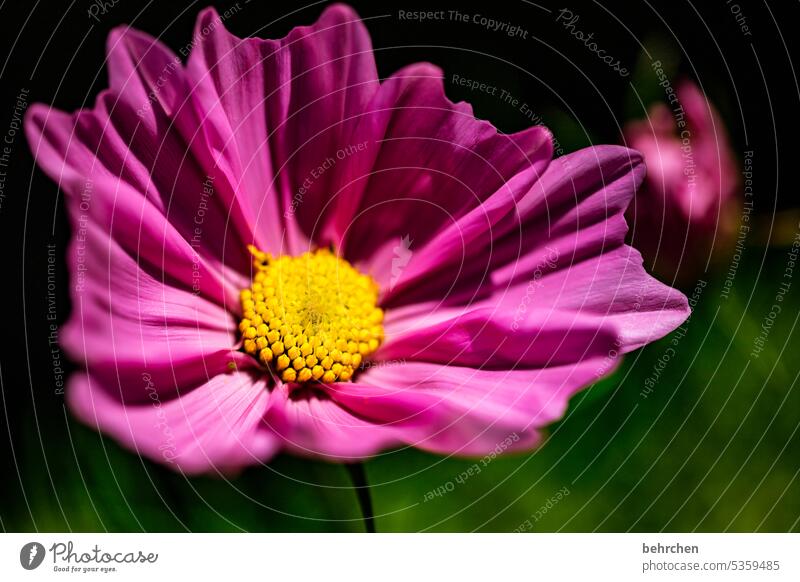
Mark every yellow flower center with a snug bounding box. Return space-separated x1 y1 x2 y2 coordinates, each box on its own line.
238 245 384 383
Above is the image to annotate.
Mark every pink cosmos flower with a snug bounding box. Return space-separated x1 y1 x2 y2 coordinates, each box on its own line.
624 80 739 282
26 5 689 474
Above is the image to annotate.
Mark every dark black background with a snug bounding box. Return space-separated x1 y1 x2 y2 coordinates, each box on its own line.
0 0 797 530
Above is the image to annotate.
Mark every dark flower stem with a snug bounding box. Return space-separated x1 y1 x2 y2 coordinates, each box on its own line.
346 462 376 533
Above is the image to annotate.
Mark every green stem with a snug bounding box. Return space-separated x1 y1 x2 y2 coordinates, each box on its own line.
346 462 376 533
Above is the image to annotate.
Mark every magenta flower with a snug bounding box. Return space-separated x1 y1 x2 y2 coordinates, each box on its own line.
624 80 740 282
26 5 689 474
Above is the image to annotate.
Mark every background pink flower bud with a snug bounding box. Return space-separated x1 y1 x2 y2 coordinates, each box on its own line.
624 80 740 283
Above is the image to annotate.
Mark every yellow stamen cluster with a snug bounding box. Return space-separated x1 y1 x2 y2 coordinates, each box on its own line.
239 245 384 384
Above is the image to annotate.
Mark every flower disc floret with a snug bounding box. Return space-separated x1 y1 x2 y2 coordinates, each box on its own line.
239 246 383 383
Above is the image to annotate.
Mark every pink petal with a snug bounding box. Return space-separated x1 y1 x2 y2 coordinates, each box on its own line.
323 357 616 456
263 383 399 460
502 245 689 351
380 146 688 353
63 219 250 403
186 4 379 255
69 371 277 474
378 145 639 308
337 63 552 272
384 244 687 361
380 307 619 368
24 30 252 302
